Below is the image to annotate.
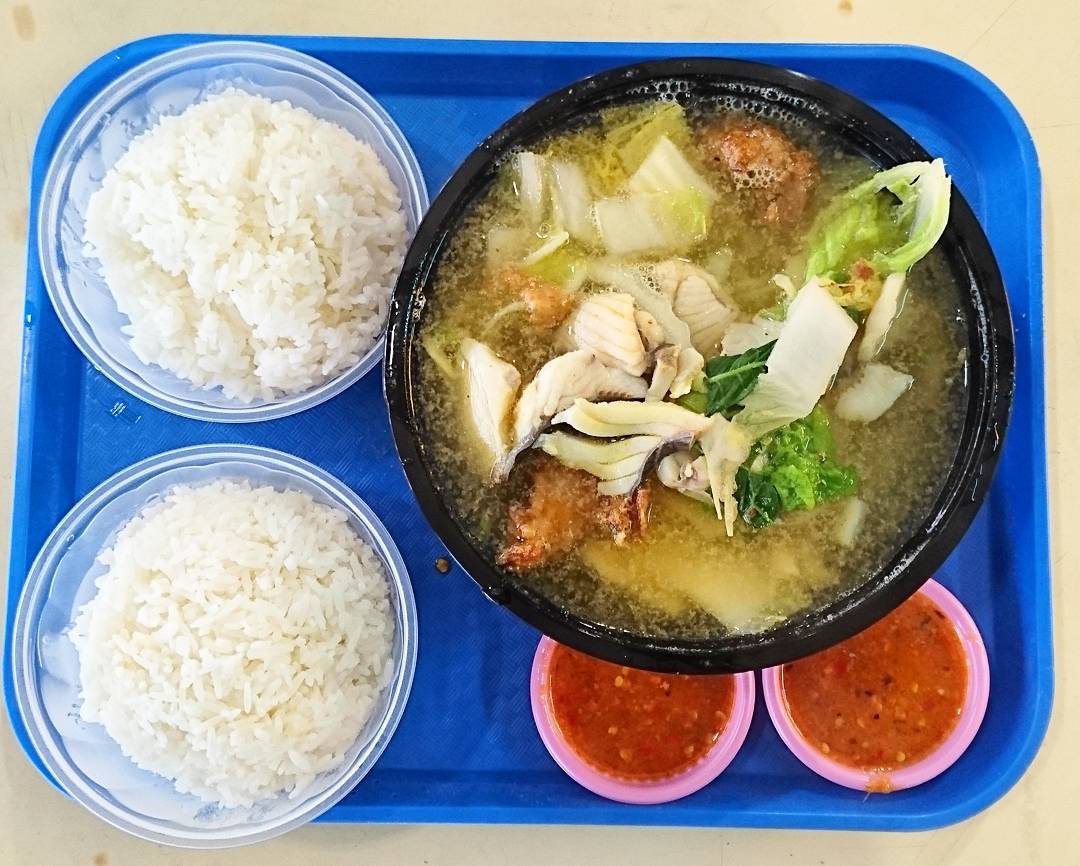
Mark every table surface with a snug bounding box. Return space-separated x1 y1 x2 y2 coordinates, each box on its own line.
1 1 1076 863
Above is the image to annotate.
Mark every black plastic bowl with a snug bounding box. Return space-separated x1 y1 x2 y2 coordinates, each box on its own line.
384 58 1014 673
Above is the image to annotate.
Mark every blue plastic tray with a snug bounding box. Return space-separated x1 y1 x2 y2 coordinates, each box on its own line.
5 36 1049 831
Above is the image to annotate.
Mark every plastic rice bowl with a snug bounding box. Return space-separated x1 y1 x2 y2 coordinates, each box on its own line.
37 41 428 422
10 445 418 848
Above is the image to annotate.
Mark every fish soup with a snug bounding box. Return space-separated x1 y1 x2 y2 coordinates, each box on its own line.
415 99 966 640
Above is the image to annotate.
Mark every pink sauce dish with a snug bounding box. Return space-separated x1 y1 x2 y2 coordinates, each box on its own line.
530 637 756 805
762 578 990 793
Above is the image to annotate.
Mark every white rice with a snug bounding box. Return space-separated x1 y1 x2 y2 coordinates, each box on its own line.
69 480 395 808
83 88 408 403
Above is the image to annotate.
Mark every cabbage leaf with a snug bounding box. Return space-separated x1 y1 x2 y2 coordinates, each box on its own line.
607 101 692 175
523 240 588 288
550 160 599 245
593 188 709 255
576 101 692 195
515 151 547 229
735 406 858 528
628 136 717 203
804 159 952 281
734 279 857 438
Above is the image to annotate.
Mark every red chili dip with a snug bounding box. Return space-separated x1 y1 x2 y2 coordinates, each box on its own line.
548 644 735 781
781 592 968 773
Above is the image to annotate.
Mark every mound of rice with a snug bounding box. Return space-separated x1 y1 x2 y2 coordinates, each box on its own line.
69 480 395 808
83 88 407 403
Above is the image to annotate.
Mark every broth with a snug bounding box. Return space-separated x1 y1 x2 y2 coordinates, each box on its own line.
414 99 966 640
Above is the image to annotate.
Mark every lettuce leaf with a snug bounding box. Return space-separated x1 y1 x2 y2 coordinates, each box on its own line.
764 406 858 510
736 406 858 528
804 159 952 281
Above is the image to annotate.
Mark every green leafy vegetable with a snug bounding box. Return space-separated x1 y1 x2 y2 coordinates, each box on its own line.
675 389 708 414
734 406 858 529
761 406 857 509
702 341 776 417
735 467 781 528
804 159 952 282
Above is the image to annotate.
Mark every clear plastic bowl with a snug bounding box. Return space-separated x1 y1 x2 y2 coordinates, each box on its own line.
10 444 418 847
37 41 428 422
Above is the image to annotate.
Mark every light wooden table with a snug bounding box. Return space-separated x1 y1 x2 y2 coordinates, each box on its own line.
1 1 1076 863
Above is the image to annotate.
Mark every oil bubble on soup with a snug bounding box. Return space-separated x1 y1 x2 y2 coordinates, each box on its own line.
415 98 966 640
